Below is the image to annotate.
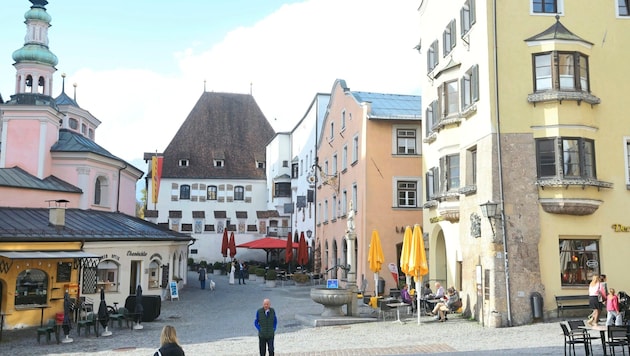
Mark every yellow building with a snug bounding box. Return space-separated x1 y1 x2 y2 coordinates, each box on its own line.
419 0 630 326
314 79 422 296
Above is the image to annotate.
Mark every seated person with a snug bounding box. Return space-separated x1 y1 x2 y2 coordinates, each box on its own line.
425 282 445 314
431 287 460 322
420 282 432 312
400 284 414 312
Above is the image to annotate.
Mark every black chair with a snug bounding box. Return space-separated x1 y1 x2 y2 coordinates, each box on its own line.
567 320 601 347
560 323 592 356
607 325 630 356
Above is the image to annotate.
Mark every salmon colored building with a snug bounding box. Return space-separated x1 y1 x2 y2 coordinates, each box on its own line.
314 79 422 295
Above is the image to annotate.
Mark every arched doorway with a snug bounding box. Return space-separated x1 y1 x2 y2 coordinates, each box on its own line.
434 229 447 286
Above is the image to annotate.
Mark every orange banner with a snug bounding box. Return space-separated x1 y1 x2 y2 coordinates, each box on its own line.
151 156 163 204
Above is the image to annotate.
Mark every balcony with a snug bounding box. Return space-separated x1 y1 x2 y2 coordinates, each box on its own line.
266 226 291 237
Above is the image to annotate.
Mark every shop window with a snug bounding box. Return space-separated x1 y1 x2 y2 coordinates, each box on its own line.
559 239 600 286
96 260 119 292
149 260 160 289
15 269 48 306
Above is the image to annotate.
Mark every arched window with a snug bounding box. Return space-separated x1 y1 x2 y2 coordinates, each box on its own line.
25 75 34 93
234 186 244 200
97 260 119 292
69 118 78 130
207 185 217 200
149 260 160 289
180 185 191 200
94 176 109 206
16 269 48 306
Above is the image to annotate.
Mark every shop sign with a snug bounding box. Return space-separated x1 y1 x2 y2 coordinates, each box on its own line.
611 224 630 232
430 216 444 223
127 251 148 257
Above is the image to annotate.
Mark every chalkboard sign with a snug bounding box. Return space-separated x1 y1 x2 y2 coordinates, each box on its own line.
161 264 169 288
56 262 72 282
169 281 179 301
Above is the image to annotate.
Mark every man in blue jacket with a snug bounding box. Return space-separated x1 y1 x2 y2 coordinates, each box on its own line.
254 298 277 356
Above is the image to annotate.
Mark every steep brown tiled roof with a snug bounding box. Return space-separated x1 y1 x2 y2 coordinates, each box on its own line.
162 92 275 179
256 210 280 219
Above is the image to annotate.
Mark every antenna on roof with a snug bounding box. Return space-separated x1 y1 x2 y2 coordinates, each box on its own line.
250 82 253 96
204 79 207 92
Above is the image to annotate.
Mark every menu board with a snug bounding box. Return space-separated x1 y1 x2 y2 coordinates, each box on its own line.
161 264 169 288
56 262 72 282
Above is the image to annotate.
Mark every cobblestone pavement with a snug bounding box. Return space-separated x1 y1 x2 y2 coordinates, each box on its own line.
0 270 604 355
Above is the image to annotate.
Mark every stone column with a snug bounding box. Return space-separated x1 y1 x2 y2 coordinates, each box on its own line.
345 200 358 316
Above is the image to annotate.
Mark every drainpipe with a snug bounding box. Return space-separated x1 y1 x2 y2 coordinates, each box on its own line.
493 0 513 327
116 163 128 213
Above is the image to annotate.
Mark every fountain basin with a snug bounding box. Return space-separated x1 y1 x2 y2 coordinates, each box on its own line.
310 287 353 317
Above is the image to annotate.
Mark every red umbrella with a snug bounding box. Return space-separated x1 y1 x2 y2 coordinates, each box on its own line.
297 231 309 267
228 232 237 258
285 232 294 263
220 229 229 258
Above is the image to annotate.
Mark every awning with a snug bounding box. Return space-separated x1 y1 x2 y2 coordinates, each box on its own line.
0 251 101 259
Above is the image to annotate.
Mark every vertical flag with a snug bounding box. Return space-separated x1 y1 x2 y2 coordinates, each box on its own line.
151 155 163 204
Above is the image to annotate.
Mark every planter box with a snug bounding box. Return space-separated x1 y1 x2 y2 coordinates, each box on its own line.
249 274 256 281
265 280 276 288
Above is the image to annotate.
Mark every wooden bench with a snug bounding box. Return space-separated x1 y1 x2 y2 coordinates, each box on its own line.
555 295 590 318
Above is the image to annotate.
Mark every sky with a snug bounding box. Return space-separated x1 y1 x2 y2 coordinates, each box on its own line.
0 0 422 183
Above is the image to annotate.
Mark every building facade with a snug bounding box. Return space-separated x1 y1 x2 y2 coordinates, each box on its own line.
418 0 630 326
315 79 422 294
145 92 278 265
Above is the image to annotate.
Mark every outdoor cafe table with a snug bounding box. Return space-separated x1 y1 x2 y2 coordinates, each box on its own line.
579 324 607 355
386 302 409 324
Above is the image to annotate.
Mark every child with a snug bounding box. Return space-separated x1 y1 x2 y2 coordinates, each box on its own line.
606 288 623 326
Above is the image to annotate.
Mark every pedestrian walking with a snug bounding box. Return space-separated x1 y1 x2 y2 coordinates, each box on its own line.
254 298 277 356
154 325 185 356
198 266 207 290
239 260 246 285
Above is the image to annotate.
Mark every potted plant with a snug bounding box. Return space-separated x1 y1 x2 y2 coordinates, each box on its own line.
213 262 223 275
248 265 258 281
265 270 277 287
255 268 266 281
292 273 310 286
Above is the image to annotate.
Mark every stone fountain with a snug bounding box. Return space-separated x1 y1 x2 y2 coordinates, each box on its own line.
309 200 359 318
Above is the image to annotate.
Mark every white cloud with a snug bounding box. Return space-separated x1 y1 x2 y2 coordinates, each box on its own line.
49 0 422 163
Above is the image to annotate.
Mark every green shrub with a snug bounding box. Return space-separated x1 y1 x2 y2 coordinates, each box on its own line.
199 260 208 268
213 262 223 270
292 273 310 284
265 270 277 281
188 257 194 266
248 265 258 274
255 268 266 277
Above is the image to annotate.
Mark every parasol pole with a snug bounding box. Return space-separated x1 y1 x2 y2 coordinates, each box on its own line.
374 272 379 298
416 277 422 324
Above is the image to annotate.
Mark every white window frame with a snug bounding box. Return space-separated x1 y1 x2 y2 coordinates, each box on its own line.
393 126 419 155
352 135 359 164
342 145 348 171
393 178 420 208
443 19 456 57
617 0 630 17
530 0 564 15
460 0 476 37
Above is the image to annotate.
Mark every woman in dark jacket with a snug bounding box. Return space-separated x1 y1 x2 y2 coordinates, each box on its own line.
154 325 185 356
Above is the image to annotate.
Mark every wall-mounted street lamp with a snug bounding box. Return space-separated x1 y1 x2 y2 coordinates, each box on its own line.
306 230 312 238
479 201 500 237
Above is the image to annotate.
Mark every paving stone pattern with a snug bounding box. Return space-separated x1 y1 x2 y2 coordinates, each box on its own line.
0 270 604 355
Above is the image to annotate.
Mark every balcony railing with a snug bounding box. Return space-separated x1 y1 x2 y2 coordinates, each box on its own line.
266 226 292 237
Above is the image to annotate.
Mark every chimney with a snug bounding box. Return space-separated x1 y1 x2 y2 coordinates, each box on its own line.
46 199 69 228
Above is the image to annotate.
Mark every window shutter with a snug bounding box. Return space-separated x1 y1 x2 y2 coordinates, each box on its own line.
472 64 479 102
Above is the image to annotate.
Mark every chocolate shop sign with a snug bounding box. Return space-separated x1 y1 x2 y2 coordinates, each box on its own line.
127 251 148 256
611 224 630 232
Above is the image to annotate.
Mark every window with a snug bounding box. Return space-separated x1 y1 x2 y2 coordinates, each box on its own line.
532 0 559 14
148 261 160 289
317 203 322 224
342 190 348 216
234 186 245 200
425 100 438 135
352 135 359 164
352 184 358 212
342 145 348 171
282 160 288 168
15 269 48 306
461 0 476 36
332 195 337 219
69 118 78 129
88 128 94 140
257 161 265 169
397 181 417 207
332 154 338 174
94 176 108 206
324 200 329 222
467 147 477 186
274 182 291 197
625 138 630 185
96 260 119 292
324 160 329 176
440 80 459 117
214 159 224 167
618 0 630 16
443 19 456 57
461 65 479 110
426 167 440 200
179 185 191 200
341 110 346 130
330 122 335 141
536 137 596 179
441 154 460 191
207 185 217 200
81 123 87 135
194 220 203 233
533 52 589 92
179 159 189 167
427 40 439 72
559 239 600 286
397 129 417 154
292 163 299 178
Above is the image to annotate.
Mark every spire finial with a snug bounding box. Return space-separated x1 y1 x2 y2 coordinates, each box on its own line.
250 82 253 96
61 73 66 93
555 14 560 21
204 79 206 92
73 83 77 101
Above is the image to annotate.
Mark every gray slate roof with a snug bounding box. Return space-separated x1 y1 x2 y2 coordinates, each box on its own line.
0 207 192 241
0 166 82 193
350 92 421 119
161 92 275 179
524 17 593 45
